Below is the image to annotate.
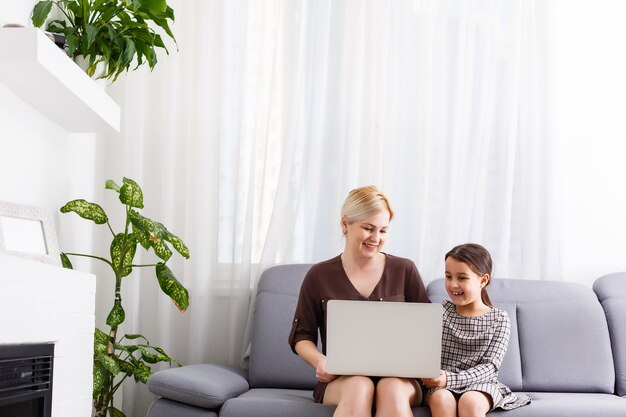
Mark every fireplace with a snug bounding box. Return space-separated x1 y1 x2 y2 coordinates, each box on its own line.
0 343 54 417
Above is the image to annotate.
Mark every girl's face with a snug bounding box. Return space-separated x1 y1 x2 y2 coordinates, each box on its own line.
342 210 390 260
444 257 489 310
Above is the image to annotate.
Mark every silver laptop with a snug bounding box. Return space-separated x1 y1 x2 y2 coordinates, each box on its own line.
326 300 442 378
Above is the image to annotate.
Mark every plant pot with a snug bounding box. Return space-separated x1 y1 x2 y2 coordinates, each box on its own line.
73 55 107 80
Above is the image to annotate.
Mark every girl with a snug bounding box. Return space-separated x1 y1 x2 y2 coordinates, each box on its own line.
422 243 530 417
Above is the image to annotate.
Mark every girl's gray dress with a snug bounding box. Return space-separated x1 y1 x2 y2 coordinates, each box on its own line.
426 300 531 410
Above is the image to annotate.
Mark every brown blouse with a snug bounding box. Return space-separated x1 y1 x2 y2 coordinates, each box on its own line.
288 254 430 402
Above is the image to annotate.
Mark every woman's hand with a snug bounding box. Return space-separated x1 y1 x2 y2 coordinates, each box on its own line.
421 370 447 388
315 358 337 383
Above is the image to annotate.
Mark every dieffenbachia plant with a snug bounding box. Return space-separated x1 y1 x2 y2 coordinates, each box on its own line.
59 178 189 417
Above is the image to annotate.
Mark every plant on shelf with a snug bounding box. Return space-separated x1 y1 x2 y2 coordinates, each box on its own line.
31 0 177 82
59 178 190 417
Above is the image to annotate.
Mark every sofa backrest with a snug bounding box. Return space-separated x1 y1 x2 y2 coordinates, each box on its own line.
594 272 626 397
428 278 615 393
249 264 317 389
248 264 617 394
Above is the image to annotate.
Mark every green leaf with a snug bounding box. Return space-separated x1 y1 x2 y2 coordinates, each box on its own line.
110 234 137 277
117 359 135 377
151 240 172 262
65 30 80 55
139 347 159 364
132 361 151 384
129 210 189 259
164 233 190 259
119 177 144 208
129 210 167 241
46 20 67 33
155 263 189 312
133 225 151 250
94 342 107 355
122 333 149 341
105 179 121 192
31 1 53 28
121 38 136 66
60 199 108 224
92 360 108 398
106 300 125 327
85 24 99 49
94 328 109 345
97 353 120 376
140 0 168 13
60 253 73 269
108 406 126 417
115 343 140 354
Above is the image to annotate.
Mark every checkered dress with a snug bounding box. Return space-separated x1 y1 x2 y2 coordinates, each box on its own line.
425 301 531 410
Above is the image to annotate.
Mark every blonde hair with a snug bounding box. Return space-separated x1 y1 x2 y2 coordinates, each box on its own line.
341 185 394 223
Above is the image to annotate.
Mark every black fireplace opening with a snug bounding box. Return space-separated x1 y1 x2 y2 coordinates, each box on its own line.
0 343 54 417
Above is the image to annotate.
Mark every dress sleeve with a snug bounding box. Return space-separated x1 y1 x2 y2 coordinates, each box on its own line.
405 261 430 303
446 311 511 390
288 268 322 354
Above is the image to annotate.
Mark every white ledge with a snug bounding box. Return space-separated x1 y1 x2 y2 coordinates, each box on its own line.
0 28 120 133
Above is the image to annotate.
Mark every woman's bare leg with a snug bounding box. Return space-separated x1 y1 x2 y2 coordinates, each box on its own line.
374 377 420 417
324 375 376 417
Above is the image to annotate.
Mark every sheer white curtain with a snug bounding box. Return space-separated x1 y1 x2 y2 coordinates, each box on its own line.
102 0 559 414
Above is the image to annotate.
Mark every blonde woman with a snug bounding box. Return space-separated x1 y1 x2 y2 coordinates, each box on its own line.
289 186 430 417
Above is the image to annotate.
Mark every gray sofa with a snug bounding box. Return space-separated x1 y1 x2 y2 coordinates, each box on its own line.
146 265 626 417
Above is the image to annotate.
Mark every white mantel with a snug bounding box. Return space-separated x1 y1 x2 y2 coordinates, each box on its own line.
0 254 96 417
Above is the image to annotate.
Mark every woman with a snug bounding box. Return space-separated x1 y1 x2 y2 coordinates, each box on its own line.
289 185 430 417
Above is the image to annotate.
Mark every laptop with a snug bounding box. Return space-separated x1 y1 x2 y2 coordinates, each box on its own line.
326 300 442 378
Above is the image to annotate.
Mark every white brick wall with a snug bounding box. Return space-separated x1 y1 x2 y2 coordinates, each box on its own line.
0 254 96 417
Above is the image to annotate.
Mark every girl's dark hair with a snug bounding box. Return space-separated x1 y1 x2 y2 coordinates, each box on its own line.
445 243 493 307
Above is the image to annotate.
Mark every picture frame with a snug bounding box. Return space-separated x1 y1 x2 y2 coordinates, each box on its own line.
0 201 61 266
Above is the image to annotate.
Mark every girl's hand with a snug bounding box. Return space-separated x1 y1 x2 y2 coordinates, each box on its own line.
315 358 337 383
422 370 447 388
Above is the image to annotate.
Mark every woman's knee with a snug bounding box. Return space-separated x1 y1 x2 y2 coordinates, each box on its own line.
376 378 420 407
341 376 376 401
324 376 375 407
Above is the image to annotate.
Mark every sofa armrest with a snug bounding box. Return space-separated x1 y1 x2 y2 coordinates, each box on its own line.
147 363 249 409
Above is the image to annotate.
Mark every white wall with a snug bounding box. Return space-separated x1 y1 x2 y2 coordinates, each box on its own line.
1 2 106 317
555 0 626 286
1 3 101 247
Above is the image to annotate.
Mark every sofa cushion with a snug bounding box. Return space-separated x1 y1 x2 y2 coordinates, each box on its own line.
147 363 249 409
498 392 626 416
147 398 218 417
249 292 318 389
518 299 614 393
219 388 433 417
594 272 626 396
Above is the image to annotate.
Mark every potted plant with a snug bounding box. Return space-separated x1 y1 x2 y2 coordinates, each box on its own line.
59 177 190 417
31 0 176 81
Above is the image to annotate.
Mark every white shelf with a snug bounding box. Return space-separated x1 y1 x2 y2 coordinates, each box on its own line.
0 28 120 133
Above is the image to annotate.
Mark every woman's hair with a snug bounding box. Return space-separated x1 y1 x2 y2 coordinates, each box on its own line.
341 185 394 223
445 243 493 307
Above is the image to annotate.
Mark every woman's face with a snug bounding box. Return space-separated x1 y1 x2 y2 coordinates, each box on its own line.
342 210 390 260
